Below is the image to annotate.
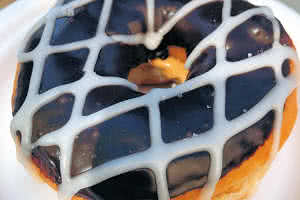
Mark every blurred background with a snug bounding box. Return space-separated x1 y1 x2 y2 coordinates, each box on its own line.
281 0 300 9
0 0 15 8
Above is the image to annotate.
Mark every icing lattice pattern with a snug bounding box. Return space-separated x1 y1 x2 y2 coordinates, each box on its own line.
11 0 300 200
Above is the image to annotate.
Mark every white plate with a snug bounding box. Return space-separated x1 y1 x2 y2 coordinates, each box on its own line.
0 0 299 200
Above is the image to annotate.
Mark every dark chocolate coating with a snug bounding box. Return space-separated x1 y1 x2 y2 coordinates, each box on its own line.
51 1 102 45
31 146 62 184
282 59 291 77
71 107 151 177
83 86 142 116
89 169 158 200
167 152 210 197
13 62 33 116
160 85 214 143
226 67 276 120
24 25 45 53
13 0 294 199
39 49 89 94
222 111 274 177
106 0 147 35
32 94 75 143
226 15 274 62
95 44 149 79
63 0 76 5
188 46 216 79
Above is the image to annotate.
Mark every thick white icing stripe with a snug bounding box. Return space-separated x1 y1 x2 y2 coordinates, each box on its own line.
147 0 155 33
10 0 300 200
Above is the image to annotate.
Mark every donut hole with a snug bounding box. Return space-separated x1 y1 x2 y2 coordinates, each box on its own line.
24 25 45 53
95 42 189 94
127 45 189 93
88 169 158 200
167 152 210 198
126 45 217 93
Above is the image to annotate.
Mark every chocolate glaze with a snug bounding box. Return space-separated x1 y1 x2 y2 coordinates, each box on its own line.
32 94 75 143
226 15 273 62
13 62 33 116
230 0 257 16
226 67 276 120
89 169 158 200
154 1 223 53
63 0 77 5
39 49 89 94
106 0 147 35
24 25 45 53
13 0 294 199
95 44 149 79
282 59 291 77
71 107 151 177
222 111 274 177
160 85 214 143
167 152 210 197
94 0 225 79
188 46 217 79
51 0 103 45
28 108 274 199
31 146 62 184
83 86 142 116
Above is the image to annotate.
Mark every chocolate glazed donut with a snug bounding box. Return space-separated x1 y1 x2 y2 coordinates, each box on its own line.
11 0 298 200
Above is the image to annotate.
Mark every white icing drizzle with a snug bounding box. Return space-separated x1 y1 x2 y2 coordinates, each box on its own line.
10 0 300 200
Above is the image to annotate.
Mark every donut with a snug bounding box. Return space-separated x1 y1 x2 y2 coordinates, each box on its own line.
11 0 299 200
